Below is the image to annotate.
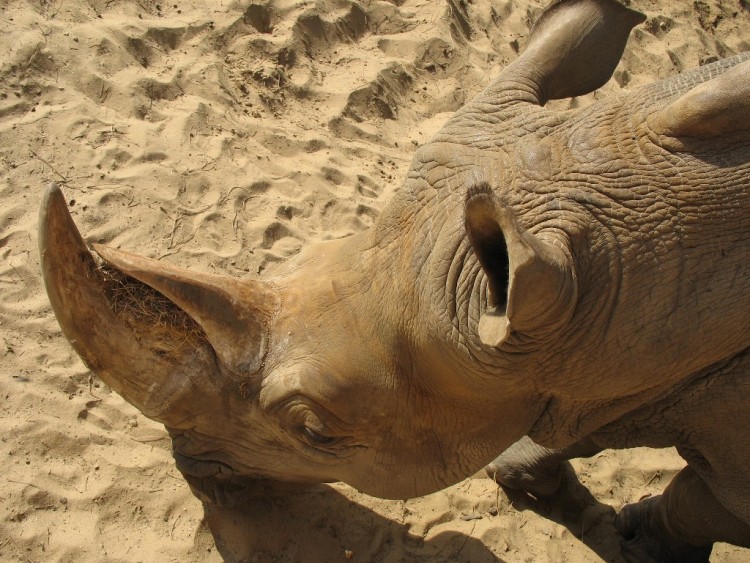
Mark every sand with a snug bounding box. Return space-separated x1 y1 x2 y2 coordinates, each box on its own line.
1 0 748 560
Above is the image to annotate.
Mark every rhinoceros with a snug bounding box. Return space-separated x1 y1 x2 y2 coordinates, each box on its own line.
39 0 750 560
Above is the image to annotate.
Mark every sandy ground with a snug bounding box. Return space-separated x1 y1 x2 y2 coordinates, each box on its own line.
1 0 749 561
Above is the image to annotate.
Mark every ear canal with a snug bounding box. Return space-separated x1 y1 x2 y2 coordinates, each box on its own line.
463 192 511 311
497 0 645 105
93 244 280 376
465 185 577 347
648 58 750 139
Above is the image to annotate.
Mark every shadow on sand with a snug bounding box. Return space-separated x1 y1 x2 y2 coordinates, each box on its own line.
199 479 504 563
194 467 632 562
500 463 628 562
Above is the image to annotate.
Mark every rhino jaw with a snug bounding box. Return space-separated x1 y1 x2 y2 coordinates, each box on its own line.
39 184 276 425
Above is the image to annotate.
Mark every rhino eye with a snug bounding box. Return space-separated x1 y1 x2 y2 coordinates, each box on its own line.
302 425 338 446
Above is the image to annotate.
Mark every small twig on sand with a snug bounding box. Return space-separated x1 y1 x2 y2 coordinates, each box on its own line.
29 148 69 183
26 45 40 69
8 479 39 489
644 471 661 487
170 513 182 538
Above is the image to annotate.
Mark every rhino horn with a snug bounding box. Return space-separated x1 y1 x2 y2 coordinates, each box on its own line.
489 0 645 106
465 185 577 347
92 244 279 377
648 58 750 139
39 184 277 423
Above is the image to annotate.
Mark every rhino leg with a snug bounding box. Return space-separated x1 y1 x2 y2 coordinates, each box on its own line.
616 348 750 561
485 435 602 498
616 466 750 562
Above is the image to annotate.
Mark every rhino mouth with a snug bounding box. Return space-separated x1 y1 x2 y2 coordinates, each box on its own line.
173 453 262 506
172 451 238 479
172 450 295 507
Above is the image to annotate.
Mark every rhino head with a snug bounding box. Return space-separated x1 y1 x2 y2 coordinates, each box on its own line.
42 181 534 500
41 0 678 500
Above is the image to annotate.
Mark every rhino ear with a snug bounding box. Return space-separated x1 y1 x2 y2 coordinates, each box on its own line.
465 185 577 347
502 0 645 105
93 244 279 376
648 59 750 139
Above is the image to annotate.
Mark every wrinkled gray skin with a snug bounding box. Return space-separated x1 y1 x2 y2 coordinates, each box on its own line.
39 0 750 561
